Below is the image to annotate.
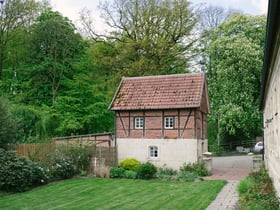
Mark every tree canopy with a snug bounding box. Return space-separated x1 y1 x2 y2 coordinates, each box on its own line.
81 0 198 76
204 14 266 146
0 1 267 148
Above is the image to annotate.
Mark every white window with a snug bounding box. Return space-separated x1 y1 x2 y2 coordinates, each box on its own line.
135 117 144 129
149 146 158 158
165 117 174 129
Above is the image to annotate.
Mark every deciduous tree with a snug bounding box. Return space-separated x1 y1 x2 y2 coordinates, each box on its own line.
0 0 42 80
205 14 266 146
80 0 198 76
29 9 84 107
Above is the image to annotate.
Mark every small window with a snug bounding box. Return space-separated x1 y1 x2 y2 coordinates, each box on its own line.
165 117 174 129
135 117 144 129
149 146 158 158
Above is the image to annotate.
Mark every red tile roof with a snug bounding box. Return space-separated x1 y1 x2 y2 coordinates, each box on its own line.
109 73 208 111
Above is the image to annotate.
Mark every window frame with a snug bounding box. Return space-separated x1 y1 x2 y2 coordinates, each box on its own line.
135 117 144 129
149 146 158 158
164 116 174 129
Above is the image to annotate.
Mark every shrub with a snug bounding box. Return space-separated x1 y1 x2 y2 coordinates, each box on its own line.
110 167 125 178
56 145 94 172
119 158 140 171
41 145 95 180
157 167 177 181
124 170 137 179
180 161 210 177
45 150 76 180
137 162 157 179
0 148 49 192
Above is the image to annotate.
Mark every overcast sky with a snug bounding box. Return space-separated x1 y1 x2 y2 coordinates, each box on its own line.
49 0 268 33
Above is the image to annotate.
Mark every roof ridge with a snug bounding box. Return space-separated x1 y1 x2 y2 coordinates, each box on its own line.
123 72 204 80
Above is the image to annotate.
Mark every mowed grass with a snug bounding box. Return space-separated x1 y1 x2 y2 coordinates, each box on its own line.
0 178 226 210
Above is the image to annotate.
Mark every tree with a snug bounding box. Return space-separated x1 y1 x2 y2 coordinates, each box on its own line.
29 8 84 107
80 0 198 76
54 52 115 136
205 14 266 147
0 0 42 80
198 5 234 32
0 97 17 146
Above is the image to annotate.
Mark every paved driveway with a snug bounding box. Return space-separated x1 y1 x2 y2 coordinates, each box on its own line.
212 155 253 169
204 155 253 181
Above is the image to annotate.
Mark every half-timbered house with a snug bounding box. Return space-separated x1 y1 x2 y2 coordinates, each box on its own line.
109 73 210 169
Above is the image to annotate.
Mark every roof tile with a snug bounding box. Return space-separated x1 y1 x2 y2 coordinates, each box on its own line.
110 73 206 110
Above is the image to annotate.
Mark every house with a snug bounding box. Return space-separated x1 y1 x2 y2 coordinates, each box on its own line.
109 73 210 169
260 0 280 197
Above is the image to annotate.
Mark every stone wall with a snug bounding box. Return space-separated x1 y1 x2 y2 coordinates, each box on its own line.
117 138 208 170
263 45 280 197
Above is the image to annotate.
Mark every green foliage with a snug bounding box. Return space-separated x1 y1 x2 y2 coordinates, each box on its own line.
180 161 210 177
41 146 94 180
238 167 280 209
10 105 51 143
0 0 43 79
28 8 85 107
237 176 253 194
119 158 141 171
46 150 76 180
0 98 17 146
57 146 94 172
204 14 266 145
124 170 137 179
157 167 177 181
137 162 157 179
109 167 125 178
0 148 49 192
94 0 196 76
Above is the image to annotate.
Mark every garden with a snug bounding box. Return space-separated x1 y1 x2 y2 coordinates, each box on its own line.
237 166 280 210
0 146 227 209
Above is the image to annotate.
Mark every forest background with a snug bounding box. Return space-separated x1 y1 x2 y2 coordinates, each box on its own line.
0 0 266 151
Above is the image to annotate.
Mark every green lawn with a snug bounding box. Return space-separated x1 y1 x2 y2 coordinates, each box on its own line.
0 178 226 210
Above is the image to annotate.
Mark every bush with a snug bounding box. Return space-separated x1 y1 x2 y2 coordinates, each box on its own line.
180 161 210 177
58 145 94 172
46 150 76 180
137 162 157 179
157 167 177 181
40 146 95 180
119 158 140 171
0 148 49 192
110 167 125 178
124 170 137 179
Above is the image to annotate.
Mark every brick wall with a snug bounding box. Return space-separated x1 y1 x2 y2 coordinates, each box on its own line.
115 108 207 139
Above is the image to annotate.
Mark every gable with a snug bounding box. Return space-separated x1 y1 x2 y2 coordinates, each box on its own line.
109 73 209 112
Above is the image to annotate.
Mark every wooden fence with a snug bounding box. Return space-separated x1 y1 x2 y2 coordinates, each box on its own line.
9 143 55 161
8 137 118 173
220 139 259 151
53 132 114 147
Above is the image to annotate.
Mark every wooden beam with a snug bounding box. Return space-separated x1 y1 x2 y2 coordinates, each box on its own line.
118 111 128 137
180 109 192 138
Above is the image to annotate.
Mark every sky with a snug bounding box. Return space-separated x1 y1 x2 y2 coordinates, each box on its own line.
49 0 268 33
